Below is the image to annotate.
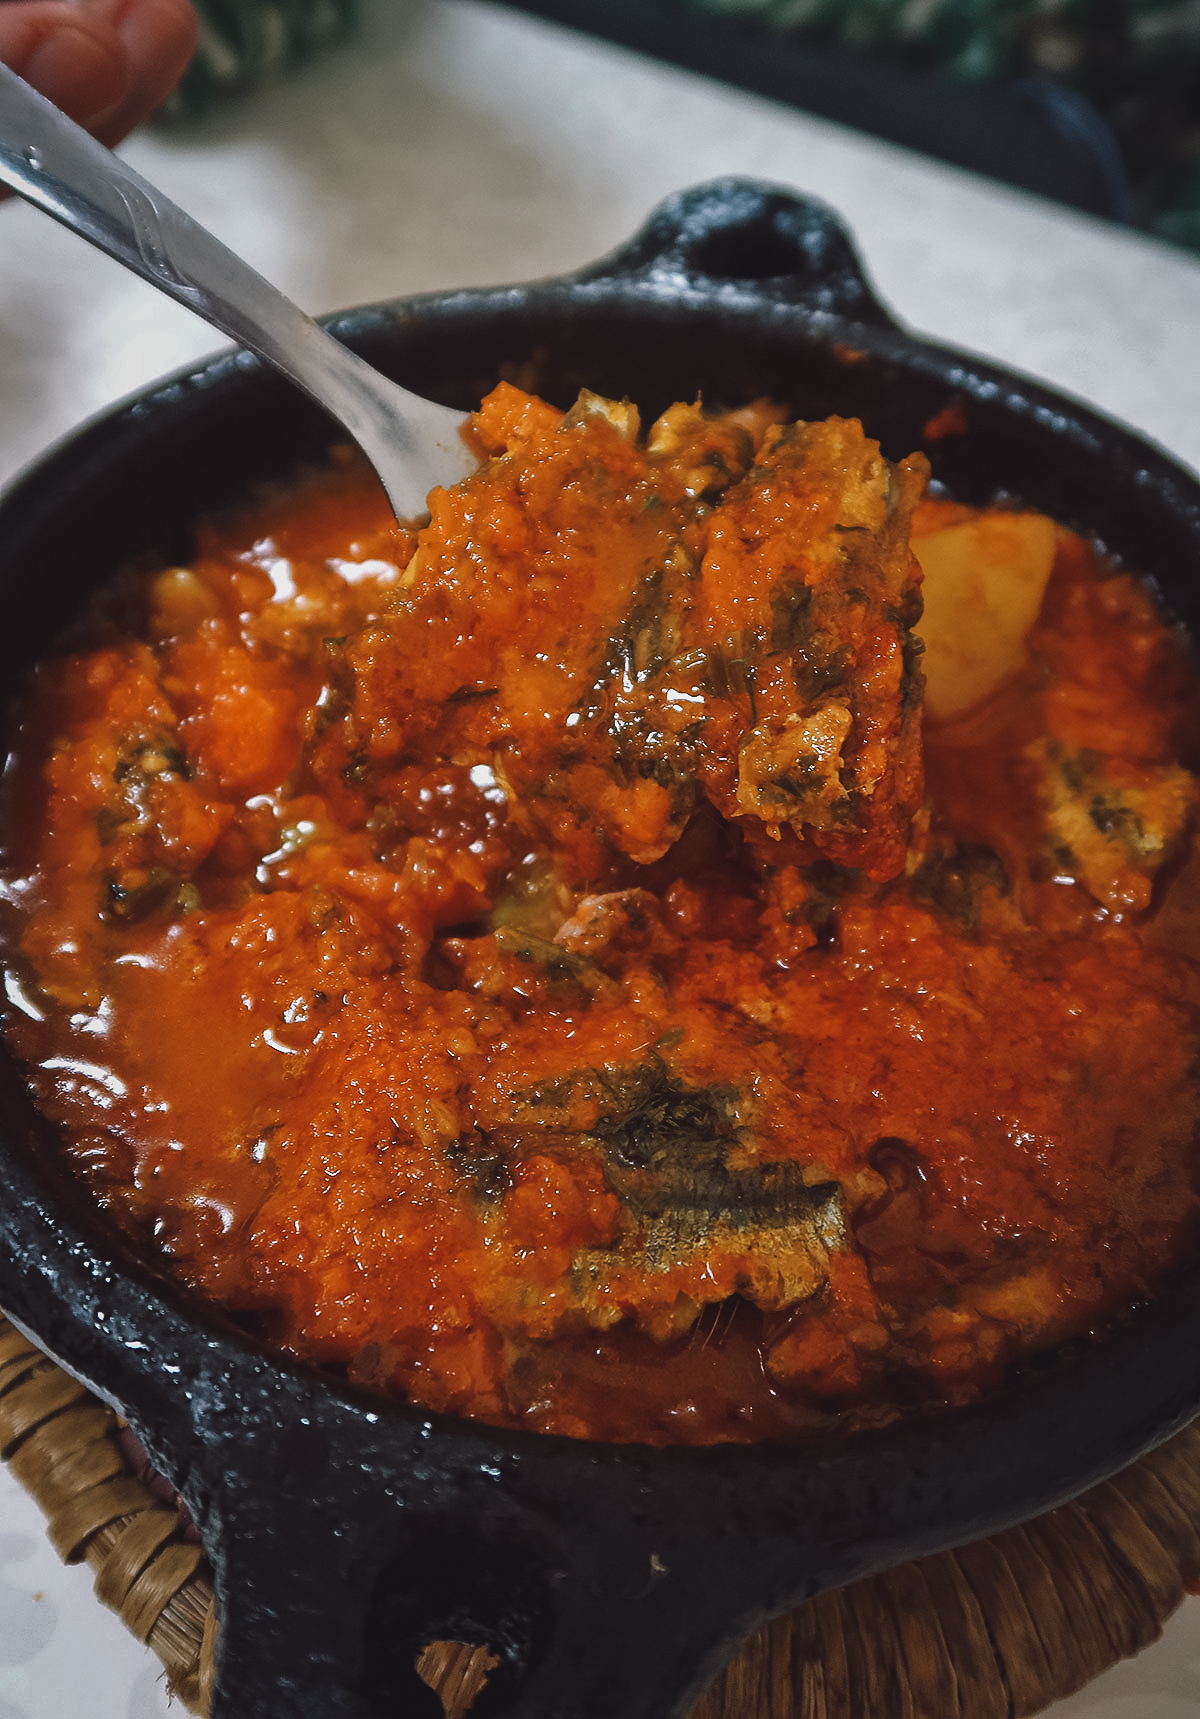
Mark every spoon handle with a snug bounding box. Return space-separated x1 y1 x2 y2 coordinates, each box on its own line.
0 63 473 519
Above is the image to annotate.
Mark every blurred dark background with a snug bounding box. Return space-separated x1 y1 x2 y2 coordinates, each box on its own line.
509 0 1200 246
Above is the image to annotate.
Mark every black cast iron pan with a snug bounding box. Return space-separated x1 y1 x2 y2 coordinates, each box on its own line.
2 178 1200 1719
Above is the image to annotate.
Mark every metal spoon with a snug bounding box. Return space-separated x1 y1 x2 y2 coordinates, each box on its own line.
0 63 476 520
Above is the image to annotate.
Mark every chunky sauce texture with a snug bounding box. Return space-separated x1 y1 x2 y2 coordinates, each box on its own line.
4 384 1200 1444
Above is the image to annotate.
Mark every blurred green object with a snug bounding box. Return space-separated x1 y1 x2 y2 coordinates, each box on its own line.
669 0 1200 250
163 0 359 112
679 0 1026 80
674 0 1199 87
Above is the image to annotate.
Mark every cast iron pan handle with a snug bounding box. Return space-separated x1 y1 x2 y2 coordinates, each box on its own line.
210 1505 736 1719
203 1481 770 1719
194 1397 822 1719
574 177 898 327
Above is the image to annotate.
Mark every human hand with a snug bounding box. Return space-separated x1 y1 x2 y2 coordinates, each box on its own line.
0 0 197 152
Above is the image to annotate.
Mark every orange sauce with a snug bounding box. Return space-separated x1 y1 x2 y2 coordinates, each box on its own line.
3 385 1200 1445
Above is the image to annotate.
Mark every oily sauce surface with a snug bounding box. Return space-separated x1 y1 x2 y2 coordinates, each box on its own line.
4 385 1200 1444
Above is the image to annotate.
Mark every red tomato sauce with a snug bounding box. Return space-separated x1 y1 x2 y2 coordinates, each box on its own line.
3 385 1200 1445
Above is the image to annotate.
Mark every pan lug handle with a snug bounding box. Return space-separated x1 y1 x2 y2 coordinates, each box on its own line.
577 177 897 326
361 1534 761 1719
202 1458 806 1719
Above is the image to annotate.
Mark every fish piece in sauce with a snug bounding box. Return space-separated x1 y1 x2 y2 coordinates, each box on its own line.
307 388 927 880
3 388 1200 1446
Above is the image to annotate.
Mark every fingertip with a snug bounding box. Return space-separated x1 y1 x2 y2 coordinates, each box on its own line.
2 8 129 127
85 0 198 144
113 0 198 83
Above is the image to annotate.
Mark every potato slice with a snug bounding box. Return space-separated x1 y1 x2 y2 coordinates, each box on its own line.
916 511 1057 720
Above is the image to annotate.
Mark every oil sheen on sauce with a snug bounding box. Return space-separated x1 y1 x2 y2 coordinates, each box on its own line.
3 383 1200 1445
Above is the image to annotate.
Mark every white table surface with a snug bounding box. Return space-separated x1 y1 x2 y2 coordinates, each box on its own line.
3 1 1200 1713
